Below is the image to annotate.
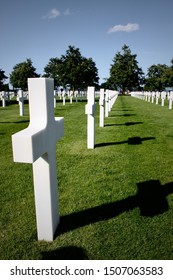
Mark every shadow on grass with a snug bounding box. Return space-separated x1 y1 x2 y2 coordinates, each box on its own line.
42 246 88 260
56 180 173 236
109 113 136 117
0 100 29 106
95 136 155 148
56 99 87 104
0 120 29 124
105 121 143 127
112 109 134 112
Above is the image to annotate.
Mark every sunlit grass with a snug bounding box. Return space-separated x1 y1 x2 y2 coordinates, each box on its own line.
0 96 173 260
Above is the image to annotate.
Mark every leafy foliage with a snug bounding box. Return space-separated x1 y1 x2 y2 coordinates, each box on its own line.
145 62 173 91
10 59 39 90
0 69 8 91
43 58 62 88
108 45 144 93
44 46 99 90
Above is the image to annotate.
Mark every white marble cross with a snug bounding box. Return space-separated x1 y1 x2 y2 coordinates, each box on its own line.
161 91 166 106
156 92 160 105
148 92 151 102
85 86 96 149
54 90 57 108
69 90 73 103
1 91 6 107
99 88 105 127
169 91 173 109
75 90 78 102
105 90 109 117
17 90 26 116
12 78 64 241
62 90 66 105
151 92 155 103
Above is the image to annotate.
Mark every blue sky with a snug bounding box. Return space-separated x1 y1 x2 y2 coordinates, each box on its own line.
0 0 173 85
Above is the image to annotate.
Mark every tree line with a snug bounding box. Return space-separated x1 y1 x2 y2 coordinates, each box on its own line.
0 45 173 93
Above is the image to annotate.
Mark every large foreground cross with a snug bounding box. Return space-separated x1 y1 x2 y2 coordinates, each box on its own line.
12 78 64 241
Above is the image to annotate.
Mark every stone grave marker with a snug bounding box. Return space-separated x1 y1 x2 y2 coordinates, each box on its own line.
108 90 111 112
12 78 64 241
147 92 151 102
54 90 57 108
161 91 166 106
105 89 109 117
75 90 78 102
85 86 96 149
151 92 155 103
62 90 66 105
144 92 148 101
1 91 6 107
69 90 73 103
156 92 160 105
169 91 173 109
99 88 105 127
17 90 26 116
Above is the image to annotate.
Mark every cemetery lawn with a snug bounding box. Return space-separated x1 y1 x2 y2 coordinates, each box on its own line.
0 96 173 260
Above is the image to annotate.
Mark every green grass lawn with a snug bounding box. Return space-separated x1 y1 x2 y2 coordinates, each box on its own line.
0 96 173 260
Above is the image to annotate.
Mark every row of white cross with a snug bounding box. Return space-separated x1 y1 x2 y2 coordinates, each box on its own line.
0 91 15 107
131 91 173 109
85 87 118 149
144 91 173 109
11 78 118 241
55 90 86 107
0 90 86 114
1 89 107 118
0 90 28 116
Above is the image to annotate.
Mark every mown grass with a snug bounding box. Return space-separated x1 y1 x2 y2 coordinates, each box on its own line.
0 96 173 260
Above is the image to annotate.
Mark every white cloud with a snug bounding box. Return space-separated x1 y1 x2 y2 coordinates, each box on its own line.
108 23 139 33
64 9 71 16
42 8 61 19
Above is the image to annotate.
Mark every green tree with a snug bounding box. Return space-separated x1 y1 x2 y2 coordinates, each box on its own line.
161 59 173 89
44 45 99 90
0 69 8 91
144 64 169 91
43 57 62 88
108 45 144 93
78 57 99 89
10 59 39 90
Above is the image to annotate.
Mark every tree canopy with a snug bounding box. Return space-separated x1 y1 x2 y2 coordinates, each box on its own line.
144 62 173 91
10 59 39 90
107 45 144 93
0 69 8 91
6 45 173 92
43 45 99 90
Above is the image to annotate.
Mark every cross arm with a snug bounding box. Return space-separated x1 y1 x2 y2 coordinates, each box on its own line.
12 127 48 163
12 117 64 164
54 117 64 141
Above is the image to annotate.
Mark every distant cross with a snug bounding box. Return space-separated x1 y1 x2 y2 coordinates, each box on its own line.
85 86 96 149
1 91 6 107
54 90 57 108
17 90 26 116
169 91 173 109
161 91 166 106
12 78 64 241
156 92 160 105
105 90 109 117
151 92 155 103
99 88 105 127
